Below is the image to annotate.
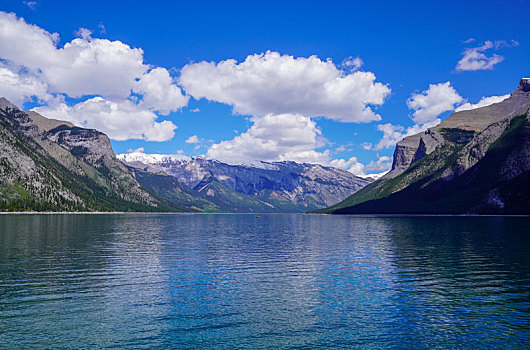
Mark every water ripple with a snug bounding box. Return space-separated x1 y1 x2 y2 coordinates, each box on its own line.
0 214 529 349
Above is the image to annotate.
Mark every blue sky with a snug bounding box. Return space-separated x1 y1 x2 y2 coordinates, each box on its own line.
0 0 528 175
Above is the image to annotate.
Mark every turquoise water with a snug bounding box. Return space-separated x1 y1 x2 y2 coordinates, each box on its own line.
0 214 529 349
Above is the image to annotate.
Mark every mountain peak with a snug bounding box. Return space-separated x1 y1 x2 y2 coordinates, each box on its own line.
516 78 530 93
0 97 19 111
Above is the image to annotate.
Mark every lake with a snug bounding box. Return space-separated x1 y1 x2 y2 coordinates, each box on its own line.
0 214 529 349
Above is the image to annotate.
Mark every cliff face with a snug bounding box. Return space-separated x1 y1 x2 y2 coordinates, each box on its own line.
0 98 166 211
386 78 530 179
321 79 530 215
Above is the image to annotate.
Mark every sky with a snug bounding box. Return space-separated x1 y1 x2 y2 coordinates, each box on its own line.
0 0 528 176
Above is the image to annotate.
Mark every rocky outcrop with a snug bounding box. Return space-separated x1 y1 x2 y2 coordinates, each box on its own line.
389 130 443 177
517 78 530 93
46 126 115 165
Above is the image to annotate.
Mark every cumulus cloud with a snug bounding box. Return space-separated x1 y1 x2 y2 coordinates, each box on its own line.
206 113 330 164
375 82 463 150
407 82 463 125
374 123 406 150
74 27 92 41
0 62 52 106
365 155 392 173
185 135 200 144
133 67 189 115
328 154 391 176
454 94 509 112
0 11 187 140
361 142 372 150
329 156 365 176
455 40 518 72
33 97 177 141
205 112 388 177
179 51 390 123
342 56 363 71
0 12 147 98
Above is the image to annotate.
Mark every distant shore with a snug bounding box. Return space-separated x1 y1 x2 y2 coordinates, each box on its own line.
0 211 528 217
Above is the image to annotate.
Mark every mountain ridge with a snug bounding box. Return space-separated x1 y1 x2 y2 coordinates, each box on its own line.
319 79 530 215
119 152 371 212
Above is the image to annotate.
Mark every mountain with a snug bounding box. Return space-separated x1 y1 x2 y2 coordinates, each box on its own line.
119 153 371 212
319 78 530 215
0 98 174 212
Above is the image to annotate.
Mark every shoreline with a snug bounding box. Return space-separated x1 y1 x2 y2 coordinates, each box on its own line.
0 211 529 217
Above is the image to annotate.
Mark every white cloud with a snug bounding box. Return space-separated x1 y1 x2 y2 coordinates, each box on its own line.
378 83 510 151
185 135 199 144
365 155 392 173
342 56 363 71
23 1 38 10
179 51 390 123
361 142 372 150
0 62 51 106
0 12 147 98
374 123 405 150
133 67 189 115
407 82 463 125
74 27 92 41
33 97 177 141
206 113 330 164
205 112 385 177
0 11 188 141
329 156 365 176
335 145 347 153
455 40 517 72
328 154 391 176
455 94 509 112
374 82 463 150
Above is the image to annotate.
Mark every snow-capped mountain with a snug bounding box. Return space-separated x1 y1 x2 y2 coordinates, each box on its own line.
118 151 372 212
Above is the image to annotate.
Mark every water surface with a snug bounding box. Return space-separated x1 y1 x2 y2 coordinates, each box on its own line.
0 214 529 348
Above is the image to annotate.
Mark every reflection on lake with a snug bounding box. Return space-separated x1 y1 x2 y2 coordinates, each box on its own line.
0 214 529 348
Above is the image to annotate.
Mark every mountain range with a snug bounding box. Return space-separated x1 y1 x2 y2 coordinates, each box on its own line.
319 78 530 215
2 78 529 214
118 153 371 212
0 98 369 212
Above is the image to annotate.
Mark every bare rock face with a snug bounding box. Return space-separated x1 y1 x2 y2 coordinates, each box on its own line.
385 79 530 179
517 78 530 93
387 129 443 178
46 126 115 166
